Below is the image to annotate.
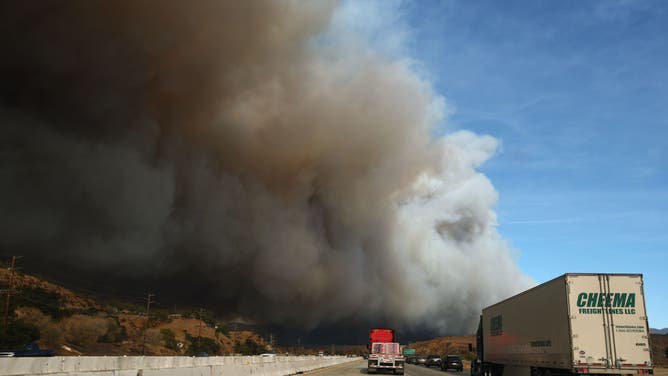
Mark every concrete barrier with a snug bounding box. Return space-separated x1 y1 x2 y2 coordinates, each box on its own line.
0 355 361 376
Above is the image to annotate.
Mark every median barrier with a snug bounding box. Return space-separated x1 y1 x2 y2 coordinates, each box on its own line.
0 355 361 376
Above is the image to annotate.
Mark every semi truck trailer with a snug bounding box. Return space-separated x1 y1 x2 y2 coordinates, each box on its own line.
368 342 405 374
368 328 404 374
472 273 653 376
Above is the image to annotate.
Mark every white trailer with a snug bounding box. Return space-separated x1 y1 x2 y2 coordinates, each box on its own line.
472 273 653 376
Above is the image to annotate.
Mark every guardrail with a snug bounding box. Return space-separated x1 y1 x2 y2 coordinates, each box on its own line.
0 355 361 376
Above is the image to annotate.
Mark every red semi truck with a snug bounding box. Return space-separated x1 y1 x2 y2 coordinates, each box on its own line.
369 328 396 348
368 328 405 374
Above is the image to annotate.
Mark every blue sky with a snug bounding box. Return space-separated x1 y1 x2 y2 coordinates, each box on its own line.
389 1 668 327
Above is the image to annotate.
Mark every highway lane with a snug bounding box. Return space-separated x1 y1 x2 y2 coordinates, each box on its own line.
405 364 465 376
304 360 466 376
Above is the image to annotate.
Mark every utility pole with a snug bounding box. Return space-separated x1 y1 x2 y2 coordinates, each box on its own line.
196 308 204 350
141 293 154 355
2 256 18 330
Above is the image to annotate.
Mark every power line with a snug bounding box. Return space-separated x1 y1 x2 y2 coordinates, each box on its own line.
2 256 20 330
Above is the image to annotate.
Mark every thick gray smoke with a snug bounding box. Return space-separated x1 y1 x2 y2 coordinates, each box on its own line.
0 1 531 334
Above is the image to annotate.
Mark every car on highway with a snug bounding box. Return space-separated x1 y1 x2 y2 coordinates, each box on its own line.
441 355 463 372
4 343 55 357
415 355 427 365
426 354 442 367
405 356 416 364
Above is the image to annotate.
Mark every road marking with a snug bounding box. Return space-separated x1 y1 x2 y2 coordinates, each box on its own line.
302 360 365 375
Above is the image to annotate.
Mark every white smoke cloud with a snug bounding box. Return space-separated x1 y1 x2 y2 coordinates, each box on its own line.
0 0 531 334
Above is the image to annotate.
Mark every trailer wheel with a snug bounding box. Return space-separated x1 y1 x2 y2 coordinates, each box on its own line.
490 364 504 376
470 359 480 376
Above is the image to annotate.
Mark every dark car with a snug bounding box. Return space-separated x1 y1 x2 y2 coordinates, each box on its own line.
405 356 416 364
10 343 55 357
441 355 463 372
426 354 442 367
415 355 427 365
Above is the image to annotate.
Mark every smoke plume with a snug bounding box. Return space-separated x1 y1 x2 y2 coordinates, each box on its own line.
0 1 531 334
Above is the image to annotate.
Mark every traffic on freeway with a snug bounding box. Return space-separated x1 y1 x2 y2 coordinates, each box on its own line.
303 359 465 376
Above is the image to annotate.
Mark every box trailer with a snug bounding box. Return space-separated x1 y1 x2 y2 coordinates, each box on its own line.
472 273 653 376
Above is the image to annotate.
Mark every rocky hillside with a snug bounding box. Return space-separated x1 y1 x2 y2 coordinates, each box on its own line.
0 266 268 355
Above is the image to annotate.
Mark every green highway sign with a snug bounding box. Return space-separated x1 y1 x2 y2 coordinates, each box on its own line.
403 348 416 355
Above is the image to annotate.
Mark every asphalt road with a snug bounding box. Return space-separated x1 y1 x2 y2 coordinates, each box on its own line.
305 360 467 376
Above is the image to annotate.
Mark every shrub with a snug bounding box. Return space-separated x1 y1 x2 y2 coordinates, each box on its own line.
234 338 263 355
39 322 65 348
144 328 162 346
161 328 179 351
186 332 220 355
14 307 63 348
189 309 216 327
152 309 170 323
11 287 63 318
15 307 50 328
63 314 108 346
0 320 40 348
215 323 229 337
98 319 127 343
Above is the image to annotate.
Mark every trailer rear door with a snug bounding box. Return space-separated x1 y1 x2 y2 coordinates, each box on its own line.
605 275 652 369
567 274 652 371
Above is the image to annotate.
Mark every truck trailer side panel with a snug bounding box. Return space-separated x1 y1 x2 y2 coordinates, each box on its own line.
482 274 572 368
481 273 652 375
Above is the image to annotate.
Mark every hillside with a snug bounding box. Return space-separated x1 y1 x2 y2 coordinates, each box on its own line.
407 335 476 358
652 334 668 367
0 266 269 355
0 265 100 312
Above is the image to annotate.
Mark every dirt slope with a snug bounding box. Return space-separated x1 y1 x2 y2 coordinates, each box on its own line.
408 335 475 357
